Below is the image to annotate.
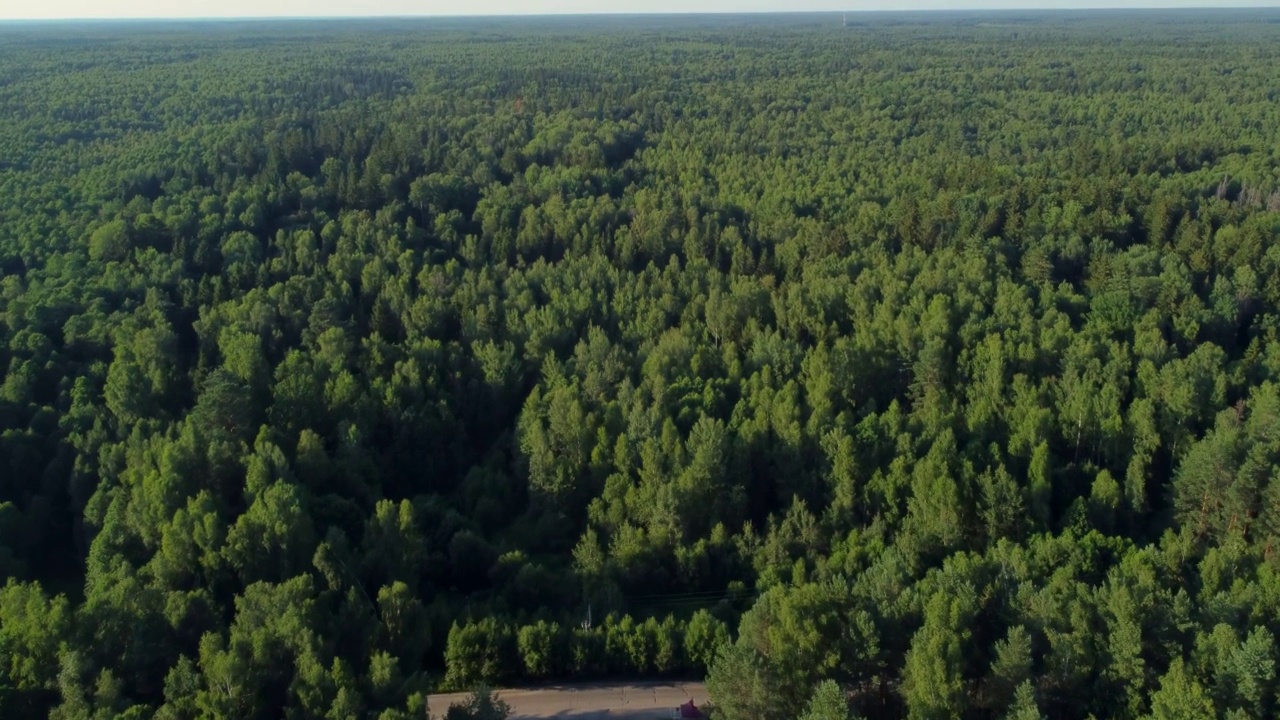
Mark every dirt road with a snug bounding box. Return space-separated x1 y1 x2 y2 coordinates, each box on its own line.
428 681 709 720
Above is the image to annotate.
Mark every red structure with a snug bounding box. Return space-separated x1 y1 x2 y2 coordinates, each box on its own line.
679 700 702 719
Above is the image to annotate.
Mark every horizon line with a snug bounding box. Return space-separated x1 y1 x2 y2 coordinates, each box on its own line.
5 5 1280 22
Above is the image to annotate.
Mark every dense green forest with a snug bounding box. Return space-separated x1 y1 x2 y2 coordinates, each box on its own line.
4 9 1280 719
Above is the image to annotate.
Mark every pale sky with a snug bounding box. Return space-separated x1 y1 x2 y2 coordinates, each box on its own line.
1 0 1277 21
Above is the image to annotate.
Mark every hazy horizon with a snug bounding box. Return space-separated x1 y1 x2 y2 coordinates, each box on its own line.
4 0 1279 22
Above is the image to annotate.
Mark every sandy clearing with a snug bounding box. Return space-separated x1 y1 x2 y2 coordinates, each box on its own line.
428 681 709 720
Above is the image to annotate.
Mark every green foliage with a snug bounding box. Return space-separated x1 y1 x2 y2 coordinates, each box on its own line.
0 581 71 717
902 592 971 720
989 626 1034 712
444 619 516 690
706 636 785 720
684 610 731 673
88 220 130 263
1145 659 1216 720
1003 682 1044 720
516 621 563 679
802 680 857 720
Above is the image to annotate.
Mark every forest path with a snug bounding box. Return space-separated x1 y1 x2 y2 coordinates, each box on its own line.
429 681 709 720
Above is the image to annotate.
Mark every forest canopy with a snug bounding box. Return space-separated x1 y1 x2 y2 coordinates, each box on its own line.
4 9 1280 719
